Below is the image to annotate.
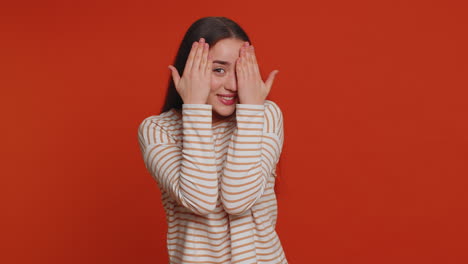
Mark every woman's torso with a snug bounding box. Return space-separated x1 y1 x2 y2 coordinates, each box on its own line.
141 100 287 264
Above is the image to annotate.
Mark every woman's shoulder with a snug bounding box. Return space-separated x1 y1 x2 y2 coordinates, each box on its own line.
138 109 183 134
137 109 183 148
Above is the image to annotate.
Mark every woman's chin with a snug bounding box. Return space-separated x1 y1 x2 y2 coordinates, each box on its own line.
213 105 236 118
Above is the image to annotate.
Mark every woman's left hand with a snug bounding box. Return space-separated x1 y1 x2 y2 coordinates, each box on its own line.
236 42 279 105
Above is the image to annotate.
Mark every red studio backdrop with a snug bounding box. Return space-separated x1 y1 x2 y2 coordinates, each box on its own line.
1 0 467 263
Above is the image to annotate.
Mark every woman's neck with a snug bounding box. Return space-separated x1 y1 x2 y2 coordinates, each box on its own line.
212 111 234 125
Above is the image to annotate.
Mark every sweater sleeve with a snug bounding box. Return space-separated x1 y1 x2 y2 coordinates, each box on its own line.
220 101 284 215
138 104 219 216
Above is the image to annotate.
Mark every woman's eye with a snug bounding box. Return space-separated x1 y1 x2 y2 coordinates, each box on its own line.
213 68 225 74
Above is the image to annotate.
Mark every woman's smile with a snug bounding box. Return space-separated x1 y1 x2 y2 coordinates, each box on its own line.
217 93 237 105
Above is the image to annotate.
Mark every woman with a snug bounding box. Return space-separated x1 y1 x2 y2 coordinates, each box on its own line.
138 16 287 263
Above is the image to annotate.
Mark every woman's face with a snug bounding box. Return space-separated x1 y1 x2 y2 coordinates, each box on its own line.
206 38 245 122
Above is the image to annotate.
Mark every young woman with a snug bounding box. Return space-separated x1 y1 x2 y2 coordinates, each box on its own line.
138 16 287 264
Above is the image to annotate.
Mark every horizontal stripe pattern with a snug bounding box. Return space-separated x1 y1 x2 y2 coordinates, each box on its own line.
137 100 287 264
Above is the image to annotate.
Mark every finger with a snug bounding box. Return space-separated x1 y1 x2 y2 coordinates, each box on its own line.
236 56 244 80
238 42 248 59
205 54 213 76
184 41 198 76
200 42 209 72
239 46 249 75
265 70 279 91
246 45 255 75
250 46 261 76
168 65 181 87
191 38 205 72
243 43 251 61
241 42 249 56
247 45 254 63
239 45 245 59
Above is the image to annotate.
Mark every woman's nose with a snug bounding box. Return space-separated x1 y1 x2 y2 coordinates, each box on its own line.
225 73 237 92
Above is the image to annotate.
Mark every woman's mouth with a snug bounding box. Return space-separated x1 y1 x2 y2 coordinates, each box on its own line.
217 94 236 105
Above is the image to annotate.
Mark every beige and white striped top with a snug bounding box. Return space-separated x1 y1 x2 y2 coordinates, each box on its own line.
137 100 287 263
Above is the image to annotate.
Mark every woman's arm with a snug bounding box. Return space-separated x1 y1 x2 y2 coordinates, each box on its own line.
138 38 217 215
138 104 219 216
220 101 284 215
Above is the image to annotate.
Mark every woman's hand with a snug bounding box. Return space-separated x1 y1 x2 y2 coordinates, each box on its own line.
168 38 212 104
236 42 279 105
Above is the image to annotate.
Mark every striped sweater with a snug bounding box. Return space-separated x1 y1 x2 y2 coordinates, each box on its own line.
137 100 287 263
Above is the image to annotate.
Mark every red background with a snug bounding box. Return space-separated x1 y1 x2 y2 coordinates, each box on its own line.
1 0 467 263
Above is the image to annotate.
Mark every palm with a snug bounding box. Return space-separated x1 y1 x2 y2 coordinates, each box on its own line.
168 38 212 105
236 43 278 105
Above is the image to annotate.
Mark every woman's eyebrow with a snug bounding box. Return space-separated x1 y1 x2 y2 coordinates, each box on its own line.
213 60 231 65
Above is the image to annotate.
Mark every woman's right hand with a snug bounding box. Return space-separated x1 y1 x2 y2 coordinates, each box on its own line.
168 38 212 105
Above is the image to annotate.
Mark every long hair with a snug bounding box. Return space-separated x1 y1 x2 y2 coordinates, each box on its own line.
160 16 251 114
